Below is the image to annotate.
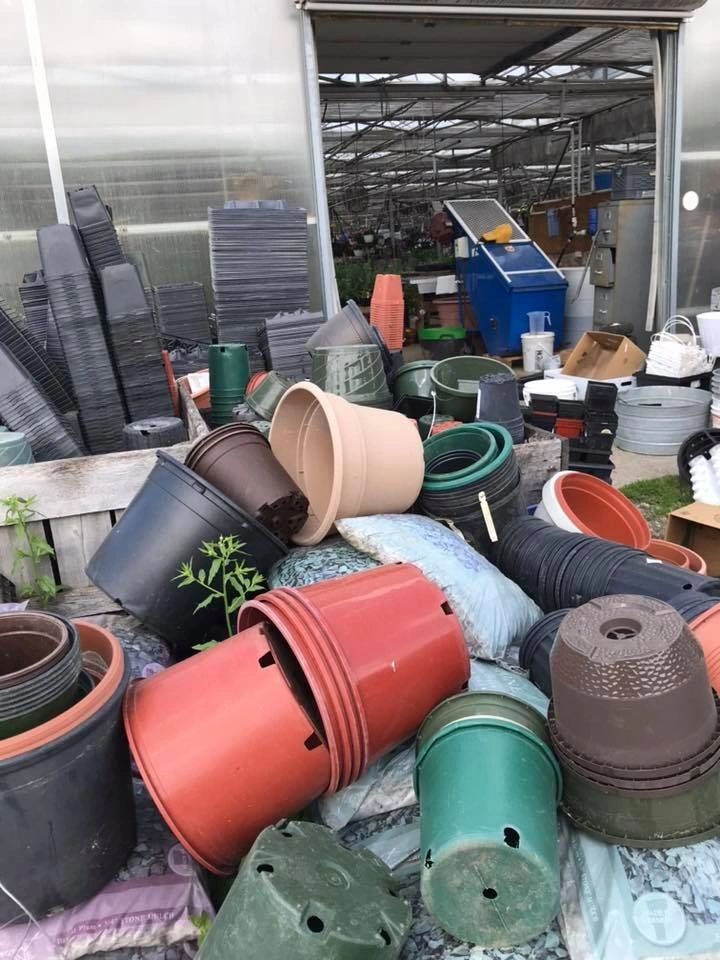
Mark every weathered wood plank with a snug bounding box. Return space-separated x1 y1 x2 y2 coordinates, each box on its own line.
0 444 191 526
515 430 567 507
179 379 209 443
41 584 124 619
0 520 53 592
51 513 113 588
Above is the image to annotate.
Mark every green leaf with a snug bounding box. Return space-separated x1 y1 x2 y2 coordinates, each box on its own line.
193 593 217 614
227 595 245 614
207 558 222 585
197 568 206 584
192 641 219 653
227 575 245 599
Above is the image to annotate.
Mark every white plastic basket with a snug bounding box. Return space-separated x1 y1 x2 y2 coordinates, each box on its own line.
647 316 713 378
698 312 720 358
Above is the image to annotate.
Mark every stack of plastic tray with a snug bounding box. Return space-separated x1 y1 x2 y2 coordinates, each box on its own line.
153 282 211 342
67 185 126 276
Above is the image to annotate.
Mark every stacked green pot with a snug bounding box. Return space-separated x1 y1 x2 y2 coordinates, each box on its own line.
311 345 392 409
392 360 435 405
415 692 562 948
209 344 250 426
0 612 82 738
0 427 33 465
419 423 526 552
198 821 411 959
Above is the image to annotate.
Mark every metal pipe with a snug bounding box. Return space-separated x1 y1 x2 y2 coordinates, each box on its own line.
299 2 684 23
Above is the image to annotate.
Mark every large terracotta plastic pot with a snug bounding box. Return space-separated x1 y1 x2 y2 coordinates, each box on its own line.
647 538 691 568
185 423 309 542
123 622 332 875
690 605 720 695
536 470 651 549
415 693 561 948
0 620 135 922
239 563 469 793
269 383 425 545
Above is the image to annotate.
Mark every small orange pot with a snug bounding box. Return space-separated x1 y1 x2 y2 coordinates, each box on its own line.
646 538 691 569
690 605 720 694
123 622 331 875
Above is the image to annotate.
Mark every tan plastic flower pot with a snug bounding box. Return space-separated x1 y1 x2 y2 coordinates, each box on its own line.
269 383 424 545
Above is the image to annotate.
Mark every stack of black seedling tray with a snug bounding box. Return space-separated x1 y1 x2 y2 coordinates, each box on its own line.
568 381 619 481
0 343 84 461
259 310 324 380
526 395 558 432
67 185 126 277
153 283 211 343
0 300 75 414
101 264 174 421
18 271 50 343
38 223 126 454
208 202 309 368
162 336 210 378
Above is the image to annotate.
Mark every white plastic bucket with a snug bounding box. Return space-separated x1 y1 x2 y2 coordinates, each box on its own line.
698 312 720 356
521 332 555 373
522 378 577 405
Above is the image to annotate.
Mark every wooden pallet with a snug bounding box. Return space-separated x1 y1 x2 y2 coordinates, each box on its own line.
0 382 207 592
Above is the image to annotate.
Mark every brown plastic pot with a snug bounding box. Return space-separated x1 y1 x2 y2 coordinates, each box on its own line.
185 423 309 541
552 471 651 549
0 612 69 688
550 595 717 769
123 621 332 875
0 620 124 761
239 563 469 792
646 539 691 569
269 382 424 545
691 605 720 695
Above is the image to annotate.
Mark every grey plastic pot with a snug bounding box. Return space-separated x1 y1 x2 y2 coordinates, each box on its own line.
306 300 374 351
311 345 392 408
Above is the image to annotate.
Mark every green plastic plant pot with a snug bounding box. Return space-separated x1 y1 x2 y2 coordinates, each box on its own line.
392 360 436 403
430 356 513 422
415 692 562 949
560 756 720 848
418 326 467 342
246 371 292 420
311 345 391 408
422 423 513 492
197 821 411 960
422 425 498 490
209 344 250 425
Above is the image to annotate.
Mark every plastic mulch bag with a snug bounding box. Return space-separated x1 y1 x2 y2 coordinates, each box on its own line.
560 822 720 960
336 514 542 660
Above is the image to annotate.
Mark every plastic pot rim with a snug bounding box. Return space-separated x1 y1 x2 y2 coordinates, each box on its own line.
430 355 513 399
422 425 498 488
0 612 71 689
421 423 513 492
550 470 651 549
0 620 125 762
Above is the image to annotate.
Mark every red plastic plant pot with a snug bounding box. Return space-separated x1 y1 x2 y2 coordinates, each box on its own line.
552 471 651 549
123 623 331 875
691 605 720 695
646 539 691 569
678 545 708 575
239 563 469 789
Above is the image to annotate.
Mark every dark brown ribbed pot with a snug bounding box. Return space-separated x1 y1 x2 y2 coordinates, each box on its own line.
550 595 717 770
185 423 309 543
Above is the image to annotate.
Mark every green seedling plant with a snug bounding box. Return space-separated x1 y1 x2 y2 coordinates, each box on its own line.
0 495 58 608
174 534 265 647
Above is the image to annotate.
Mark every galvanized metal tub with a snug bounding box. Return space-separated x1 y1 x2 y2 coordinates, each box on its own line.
616 386 711 456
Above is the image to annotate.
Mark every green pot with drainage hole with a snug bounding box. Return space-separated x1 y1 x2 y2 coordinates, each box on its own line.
197 820 411 960
414 691 562 949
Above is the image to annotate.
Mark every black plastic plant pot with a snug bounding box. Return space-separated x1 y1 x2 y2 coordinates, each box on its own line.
668 591 720 624
86 452 287 657
0 654 135 923
677 429 720 484
518 610 569 698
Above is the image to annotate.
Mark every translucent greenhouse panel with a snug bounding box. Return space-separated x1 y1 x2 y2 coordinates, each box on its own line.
677 0 720 317
0 0 55 313
36 0 322 307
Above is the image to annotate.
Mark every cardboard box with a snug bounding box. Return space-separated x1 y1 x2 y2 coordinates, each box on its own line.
562 331 646 380
666 503 720 575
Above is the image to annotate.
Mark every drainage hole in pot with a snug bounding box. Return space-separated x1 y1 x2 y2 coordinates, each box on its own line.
503 827 520 849
256 863 274 874
258 651 275 668
304 732 323 750
440 601 453 616
307 916 324 933
281 830 293 837
600 618 640 641
424 849 434 869
379 929 391 946
483 889 498 900
387 888 398 898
